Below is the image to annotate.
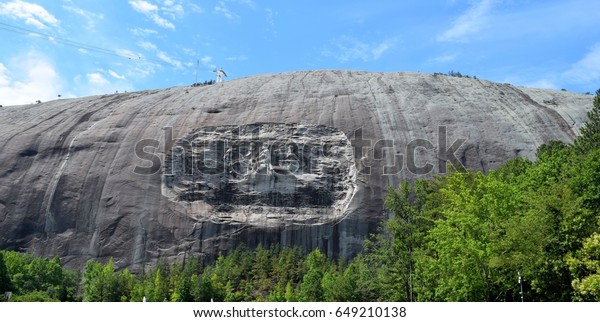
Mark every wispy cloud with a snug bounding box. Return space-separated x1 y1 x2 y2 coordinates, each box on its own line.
62 4 104 31
108 70 127 80
137 40 158 51
431 53 458 64
437 0 494 42
562 43 600 84
157 51 182 68
181 47 196 57
0 0 58 29
129 27 158 37
127 63 158 79
189 3 204 14
201 56 213 64
161 0 184 20
0 51 63 105
265 8 275 27
524 79 559 90
235 0 256 8
214 1 239 20
80 70 133 95
87 72 110 87
226 55 248 61
116 48 144 60
212 0 256 21
322 36 398 63
129 0 175 30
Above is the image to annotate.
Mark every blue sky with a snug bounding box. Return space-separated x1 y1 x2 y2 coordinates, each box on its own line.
0 0 599 105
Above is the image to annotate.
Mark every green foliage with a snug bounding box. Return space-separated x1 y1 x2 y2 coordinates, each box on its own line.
0 252 12 294
82 258 134 302
298 249 328 301
433 70 476 79
9 290 59 302
574 89 600 153
567 233 600 301
1 251 79 302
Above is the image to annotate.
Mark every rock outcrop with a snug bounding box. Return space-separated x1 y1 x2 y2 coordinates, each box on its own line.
0 70 592 270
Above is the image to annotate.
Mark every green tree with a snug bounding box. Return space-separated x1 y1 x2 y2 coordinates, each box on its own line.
298 249 328 301
0 252 13 294
9 290 59 302
0 251 79 301
567 233 600 301
284 281 297 302
381 181 433 301
82 258 131 302
252 244 273 297
171 258 200 302
574 88 600 153
151 268 170 302
412 168 555 301
266 281 286 302
571 149 600 211
340 256 380 301
322 266 360 301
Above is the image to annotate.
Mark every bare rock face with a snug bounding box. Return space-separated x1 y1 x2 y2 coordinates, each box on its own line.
0 71 592 270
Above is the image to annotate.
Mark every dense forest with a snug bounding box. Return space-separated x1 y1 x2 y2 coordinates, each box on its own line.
1 90 599 302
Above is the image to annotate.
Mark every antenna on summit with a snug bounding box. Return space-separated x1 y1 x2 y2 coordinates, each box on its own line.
213 67 227 83
195 59 199 84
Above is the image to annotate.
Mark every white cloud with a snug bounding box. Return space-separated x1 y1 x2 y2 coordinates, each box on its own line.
323 36 398 63
138 40 158 51
524 79 559 90
87 72 109 87
437 0 494 42
214 1 239 20
562 43 600 84
0 64 10 87
181 47 196 56
0 52 63 106
129 65 157 78
189 3 204 14
129 27 158 37
432 54 458 63
0 0 58 29
108 70 126 80
157 51 182 68
151 13 175 29
235 0 255 8
117 48 144 60
226 55 248 61
371 38 397 60
62 4 104 30
161 1 184 19
130 0 157 14
80 71 133 95
129 0 175 30
201 56 213 64
213 0 255 20
265 8 276 27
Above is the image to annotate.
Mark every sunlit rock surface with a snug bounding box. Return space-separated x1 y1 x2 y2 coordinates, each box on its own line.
0 70 592 270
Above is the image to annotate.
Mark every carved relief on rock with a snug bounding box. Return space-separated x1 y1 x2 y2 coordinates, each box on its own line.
162 123 357 226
